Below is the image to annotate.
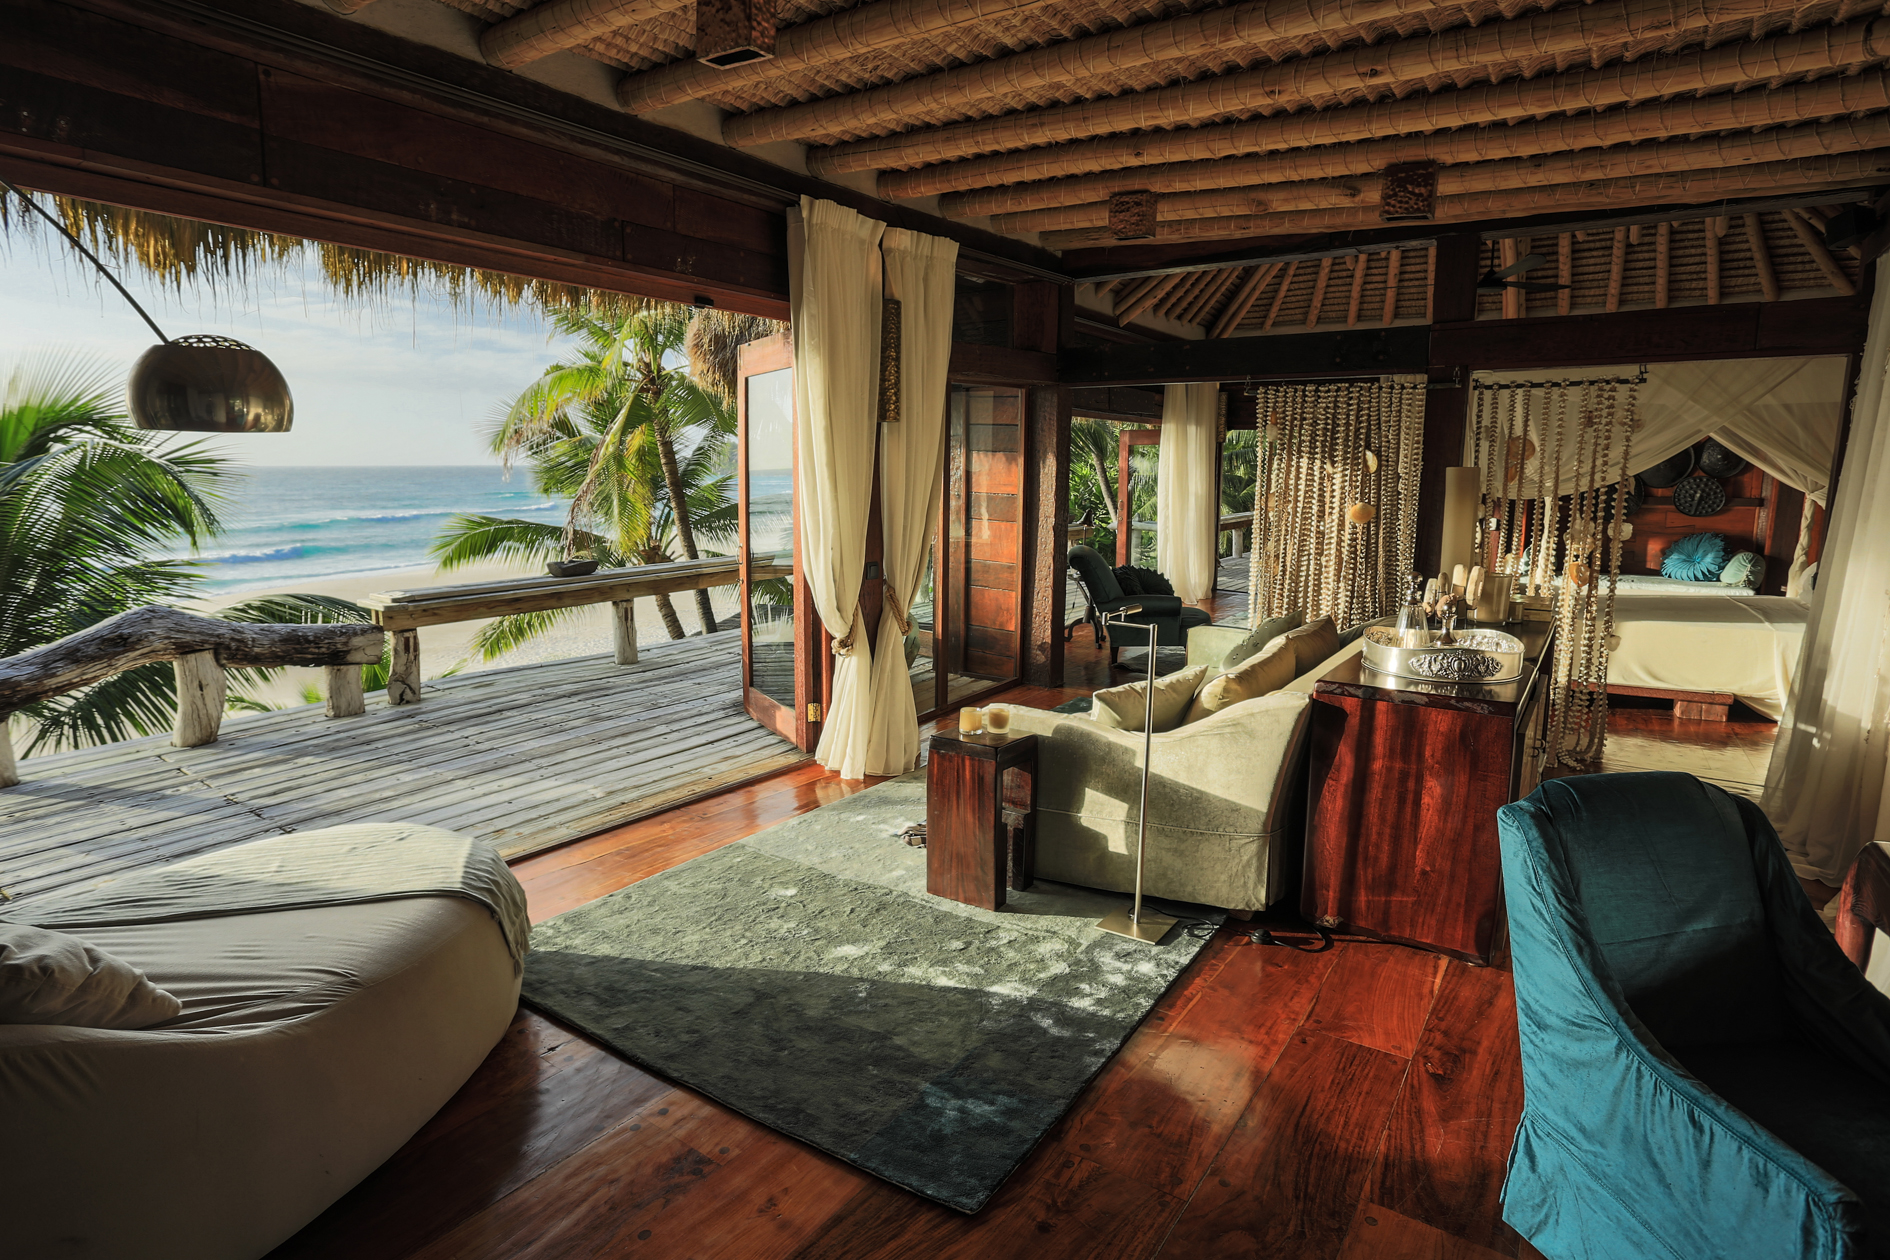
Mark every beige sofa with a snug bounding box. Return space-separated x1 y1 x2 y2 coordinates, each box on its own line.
1002 625 1368 912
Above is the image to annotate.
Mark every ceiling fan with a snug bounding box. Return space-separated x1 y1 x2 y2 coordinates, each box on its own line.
1476 253 1571 294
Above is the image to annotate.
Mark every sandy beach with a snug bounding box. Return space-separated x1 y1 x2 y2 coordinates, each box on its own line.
199 559 742 709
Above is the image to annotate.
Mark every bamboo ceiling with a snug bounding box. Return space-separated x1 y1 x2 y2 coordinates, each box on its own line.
419 0 1890 323
1095 202 1862 337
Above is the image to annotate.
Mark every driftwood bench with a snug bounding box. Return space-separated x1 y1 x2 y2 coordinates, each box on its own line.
358 556 743 705
0 606 384 788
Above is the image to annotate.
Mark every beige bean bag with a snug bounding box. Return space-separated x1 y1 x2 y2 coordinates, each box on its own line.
0 824 528 1260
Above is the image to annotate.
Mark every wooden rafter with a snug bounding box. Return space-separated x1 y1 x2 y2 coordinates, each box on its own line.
1557 232 1572 316
1746 213 1781 300
1605 227 1628 312
798 0 1800 173
1381 250 1403 326
1655 221 1672 308
1345 253 1368 327
1263 261 1299 331
616 0 1067 114
1036 151 1890 247
721 0 1481 148
1304 256 1335 330
871 23 1885 196
1117 272 1185 322
480 0 687 69
1211 264 1274 338
1785 208 1858 294
1706 217 1723 304
936 73 1890 219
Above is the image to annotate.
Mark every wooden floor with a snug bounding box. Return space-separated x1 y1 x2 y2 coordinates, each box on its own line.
0 634 804 905
258 566 1763 1259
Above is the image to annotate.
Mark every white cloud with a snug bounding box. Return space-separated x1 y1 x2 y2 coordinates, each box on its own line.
0 240 572 467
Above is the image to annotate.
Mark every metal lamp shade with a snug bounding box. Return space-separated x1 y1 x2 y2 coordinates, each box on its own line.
128 335 293 432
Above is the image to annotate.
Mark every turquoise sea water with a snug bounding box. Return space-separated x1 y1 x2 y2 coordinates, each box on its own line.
190 465 567 593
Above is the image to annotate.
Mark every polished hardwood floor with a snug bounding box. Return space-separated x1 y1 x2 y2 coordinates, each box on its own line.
270 594 1762 1260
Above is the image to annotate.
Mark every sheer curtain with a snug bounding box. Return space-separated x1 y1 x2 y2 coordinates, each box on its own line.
789 196 884 781
1762 257 1890 887
865 227 958 776
1473 358 1844 502
1156 381 1218 603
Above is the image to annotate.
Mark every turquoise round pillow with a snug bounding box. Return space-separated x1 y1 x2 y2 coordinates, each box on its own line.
1660 532 1730 582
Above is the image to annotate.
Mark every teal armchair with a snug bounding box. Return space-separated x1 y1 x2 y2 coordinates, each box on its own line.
1065 545 1208 664
1499 772 1890 1259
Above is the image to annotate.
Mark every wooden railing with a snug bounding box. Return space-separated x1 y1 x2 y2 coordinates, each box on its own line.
0 605 384 788
359 555 743 705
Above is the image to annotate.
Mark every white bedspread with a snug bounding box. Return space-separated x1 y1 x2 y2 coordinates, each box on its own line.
1607 594 1808 719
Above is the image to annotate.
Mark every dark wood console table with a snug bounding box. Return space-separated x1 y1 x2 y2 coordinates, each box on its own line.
926 731 1038 911
1302 621 1553 965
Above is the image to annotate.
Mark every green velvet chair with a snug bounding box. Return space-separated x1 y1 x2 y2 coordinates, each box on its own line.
1065 545 1208 665
1499 772 1890 1259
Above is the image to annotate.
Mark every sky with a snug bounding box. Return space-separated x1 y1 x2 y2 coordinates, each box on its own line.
0 234 576 466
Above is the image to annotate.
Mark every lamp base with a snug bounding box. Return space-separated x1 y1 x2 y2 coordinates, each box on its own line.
1095 906 1178 945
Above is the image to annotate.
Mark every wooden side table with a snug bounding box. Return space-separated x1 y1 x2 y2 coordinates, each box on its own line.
926 731 1038 911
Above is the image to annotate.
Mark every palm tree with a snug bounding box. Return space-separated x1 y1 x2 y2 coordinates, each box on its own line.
431 304 743 658
0 352 342 751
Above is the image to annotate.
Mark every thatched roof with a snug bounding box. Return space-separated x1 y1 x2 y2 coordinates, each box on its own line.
0 191 779 396
404 0 1890 292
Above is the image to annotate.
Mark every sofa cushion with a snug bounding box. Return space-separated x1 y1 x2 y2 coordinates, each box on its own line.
1184 638 1298 725
1215 612 1304 671
1090 663 1209 732
1115 565 1173 598
1279 616 1341 673
1720 550 1765 588
0 923 181 1029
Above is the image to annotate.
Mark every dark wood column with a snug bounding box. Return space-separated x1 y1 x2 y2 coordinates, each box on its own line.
1416 233 1480 576
1019 281 1072 688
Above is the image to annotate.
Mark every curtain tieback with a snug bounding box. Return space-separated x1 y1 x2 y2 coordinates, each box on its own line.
882 583 913 636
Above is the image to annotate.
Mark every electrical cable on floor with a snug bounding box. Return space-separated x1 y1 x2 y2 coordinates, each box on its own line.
1248 924 1335 952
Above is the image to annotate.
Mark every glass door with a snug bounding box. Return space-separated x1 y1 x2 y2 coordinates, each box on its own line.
737 333 823 750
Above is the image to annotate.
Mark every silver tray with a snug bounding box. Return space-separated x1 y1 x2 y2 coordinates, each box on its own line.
1361 626 1525 684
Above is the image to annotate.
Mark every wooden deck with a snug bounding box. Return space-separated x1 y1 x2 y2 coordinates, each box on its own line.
0 634 805 906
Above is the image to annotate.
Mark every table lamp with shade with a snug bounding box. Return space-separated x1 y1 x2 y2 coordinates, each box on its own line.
1095 605 1177 945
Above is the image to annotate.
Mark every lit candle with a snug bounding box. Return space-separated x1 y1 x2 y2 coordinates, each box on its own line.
958 707 981 735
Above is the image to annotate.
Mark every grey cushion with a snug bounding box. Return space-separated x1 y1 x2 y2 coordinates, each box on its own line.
0 924 181 1029
1216 612 1305 671
1720 551 1765 588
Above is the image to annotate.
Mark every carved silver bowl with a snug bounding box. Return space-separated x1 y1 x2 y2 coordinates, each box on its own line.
1361 626 1525 684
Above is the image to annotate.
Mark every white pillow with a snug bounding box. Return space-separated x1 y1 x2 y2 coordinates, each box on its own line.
0 924 182 1029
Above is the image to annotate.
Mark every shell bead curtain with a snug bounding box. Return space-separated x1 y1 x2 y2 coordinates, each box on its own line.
1469 377 1640 767
1245 377 1426 628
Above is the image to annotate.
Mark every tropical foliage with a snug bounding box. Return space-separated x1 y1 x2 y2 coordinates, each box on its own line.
431 304 766 660
0 353 348 753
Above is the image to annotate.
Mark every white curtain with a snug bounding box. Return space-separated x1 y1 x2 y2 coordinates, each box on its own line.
865 227 958 777
1762 256 1890 887
1157 381 1219 603
1473 357 1845 502
790 196 884 781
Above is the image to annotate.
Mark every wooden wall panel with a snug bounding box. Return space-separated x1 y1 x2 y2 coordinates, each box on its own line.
953 387 1025 685
1618 467 1773 575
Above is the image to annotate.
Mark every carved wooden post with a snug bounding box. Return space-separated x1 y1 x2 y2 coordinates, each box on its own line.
388 630 422 705
612 598 639 665
172 650 225 747
0 713 17 789
325 664 366 717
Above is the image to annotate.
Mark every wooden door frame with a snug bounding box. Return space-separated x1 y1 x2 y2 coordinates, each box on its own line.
736 332 825 751
1116 428 1162 566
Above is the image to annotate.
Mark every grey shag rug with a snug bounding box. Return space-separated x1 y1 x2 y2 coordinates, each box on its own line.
522 772 1218 1213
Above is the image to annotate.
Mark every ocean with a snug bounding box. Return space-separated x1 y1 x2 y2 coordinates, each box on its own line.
191 465 568 593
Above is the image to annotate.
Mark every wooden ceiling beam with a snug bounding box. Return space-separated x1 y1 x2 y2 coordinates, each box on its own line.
1210 263 1276 337
940 71 1890 218
722 0 1459 148
992 113 1890 234
806 0 1794 175
878 19 1889 198
615 0 1052 114
480 0 688 69
1037 153 1890 247
1785 207 1858 293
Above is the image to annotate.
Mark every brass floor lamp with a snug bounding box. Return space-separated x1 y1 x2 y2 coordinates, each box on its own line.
1096 607 1177 945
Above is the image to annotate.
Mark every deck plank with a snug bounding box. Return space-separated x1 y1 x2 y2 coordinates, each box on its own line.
0 636 803 904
